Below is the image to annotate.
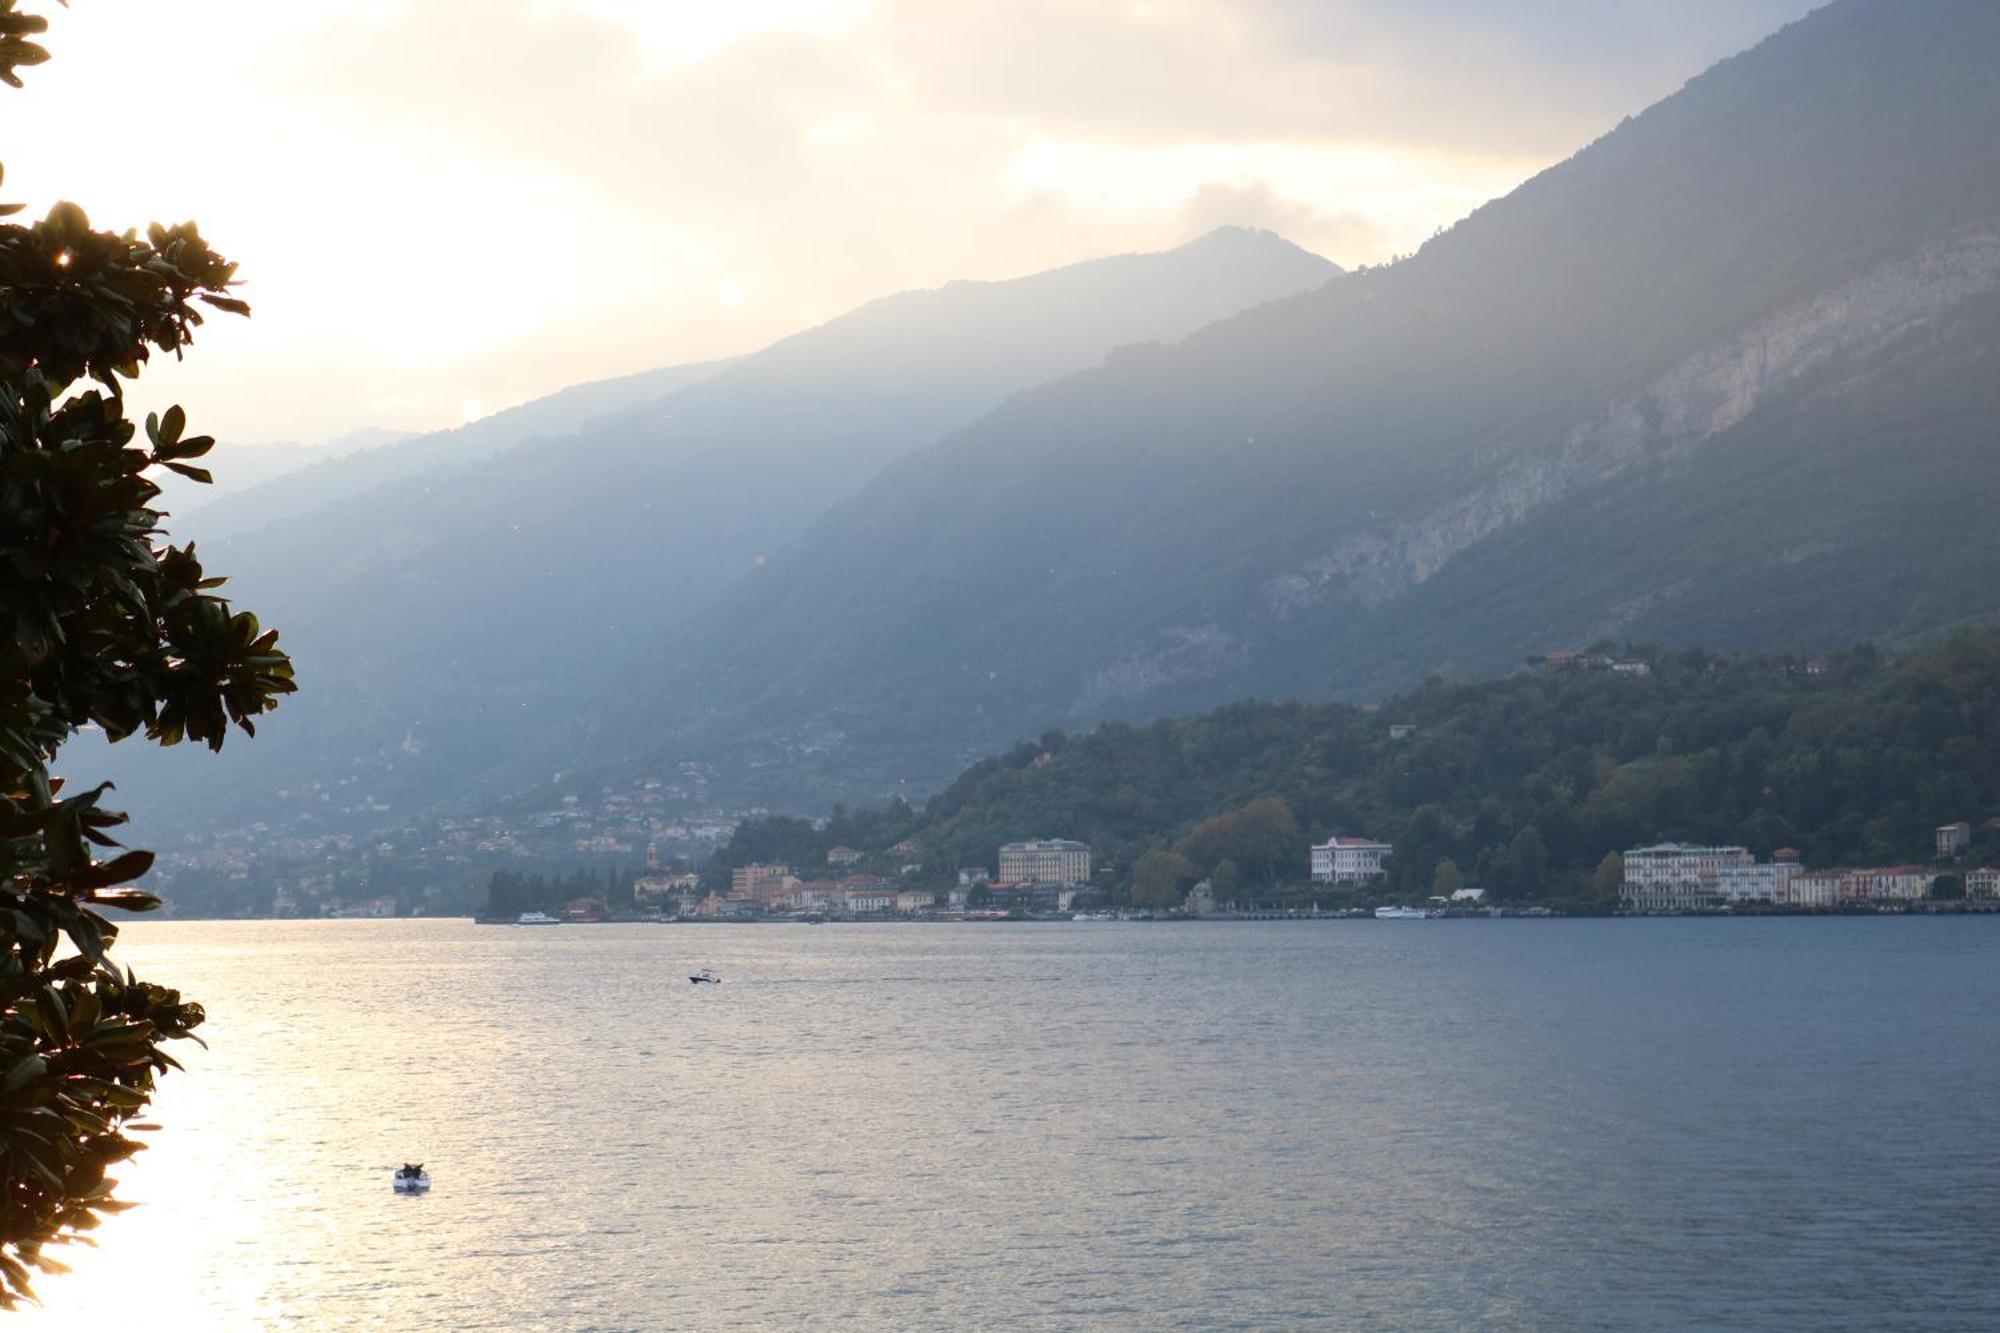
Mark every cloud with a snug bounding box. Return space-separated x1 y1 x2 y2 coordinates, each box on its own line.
6 0 1826 445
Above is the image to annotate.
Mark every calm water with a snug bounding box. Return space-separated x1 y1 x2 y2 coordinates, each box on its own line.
20 919 2000 1331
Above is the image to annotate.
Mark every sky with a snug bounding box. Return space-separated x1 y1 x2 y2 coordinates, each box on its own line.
1 0 1824 446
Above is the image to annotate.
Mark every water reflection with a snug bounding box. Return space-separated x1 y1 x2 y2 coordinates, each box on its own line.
19 918 2000 1330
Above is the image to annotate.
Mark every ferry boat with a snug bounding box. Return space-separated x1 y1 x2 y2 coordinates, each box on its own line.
514 911 560 925
1374 905 1428 920
393 1163 430 1194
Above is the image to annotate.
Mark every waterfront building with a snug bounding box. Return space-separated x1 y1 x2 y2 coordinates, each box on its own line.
1184 880 1217 916
845 887 896 913
1846 866 1935 902
634 871 699 905
895 888 936 913
730 862 792 901
1784 871 1844 909
1715 859 1800 905
998 839 1092 886
1935 822 1973 859
1309 836 1393 884
1619 843 1754 912
1968 868 2000 900
787 880 843 910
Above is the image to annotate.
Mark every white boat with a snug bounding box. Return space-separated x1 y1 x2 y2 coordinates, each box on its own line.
393 1163 430 1194
1374 905 1428 920
689 968 721 985
1072 912 1116 922
514 911 560 925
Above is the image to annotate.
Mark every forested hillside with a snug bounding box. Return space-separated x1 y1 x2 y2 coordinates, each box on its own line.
713 628 2000 905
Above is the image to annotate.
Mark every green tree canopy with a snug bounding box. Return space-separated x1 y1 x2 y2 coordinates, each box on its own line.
1130 850 1196 909
1173 796 1297 886
1592 852 1625 903
0 6 294 1305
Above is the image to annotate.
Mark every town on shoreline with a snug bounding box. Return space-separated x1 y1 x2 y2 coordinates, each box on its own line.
458 828 2000 926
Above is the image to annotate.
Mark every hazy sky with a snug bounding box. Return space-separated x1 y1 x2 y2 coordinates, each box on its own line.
3 0 1822 445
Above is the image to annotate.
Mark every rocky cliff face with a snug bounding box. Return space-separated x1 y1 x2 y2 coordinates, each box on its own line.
1259 228 2000 620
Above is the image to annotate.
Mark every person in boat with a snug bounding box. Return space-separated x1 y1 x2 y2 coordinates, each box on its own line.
398 1163 424 1179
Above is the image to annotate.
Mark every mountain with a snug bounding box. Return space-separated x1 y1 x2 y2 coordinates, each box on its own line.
175 360 735 543
593 0 2000 809
155 427 413 518
88 228 1337 841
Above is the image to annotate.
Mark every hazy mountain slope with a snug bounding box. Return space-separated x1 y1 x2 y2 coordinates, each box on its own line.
88 228 1337 841
155 427 412 518
176 360 735 544
599 0 2000 807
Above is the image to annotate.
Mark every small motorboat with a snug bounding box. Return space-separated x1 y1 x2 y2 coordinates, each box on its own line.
689 968 721 985
393 1163 430 1194
514 911 560 925
1374 905 1428 920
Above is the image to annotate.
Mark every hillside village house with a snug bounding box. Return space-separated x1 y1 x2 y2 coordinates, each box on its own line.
1936 822 1973 858
826 846 863 867
1309 836 1392 884
998 839 1092 886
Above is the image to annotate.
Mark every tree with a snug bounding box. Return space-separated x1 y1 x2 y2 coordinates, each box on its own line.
1174 796 1297 886
1210 859 1240 901
1592 852 1625 903
0 10 294 1306
1130 851 1196 909
1507 827 1549 896
1431 858 1464 897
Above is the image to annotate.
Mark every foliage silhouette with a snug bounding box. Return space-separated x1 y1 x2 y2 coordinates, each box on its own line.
0 5 294 1305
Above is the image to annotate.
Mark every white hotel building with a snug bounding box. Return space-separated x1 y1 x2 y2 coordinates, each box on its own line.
1310 836 1393 884
1715 851 1803 905
998 839 1092 886
1620 843 1754 912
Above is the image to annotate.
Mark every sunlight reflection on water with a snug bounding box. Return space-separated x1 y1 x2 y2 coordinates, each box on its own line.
17 918 2000 1330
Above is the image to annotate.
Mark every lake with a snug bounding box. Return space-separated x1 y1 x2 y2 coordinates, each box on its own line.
19 918 2000 1330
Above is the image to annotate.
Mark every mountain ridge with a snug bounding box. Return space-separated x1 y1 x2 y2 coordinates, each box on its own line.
84 227 1339 843
581 0 2000 811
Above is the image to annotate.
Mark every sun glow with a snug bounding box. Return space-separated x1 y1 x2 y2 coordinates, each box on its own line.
551 0 875 64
